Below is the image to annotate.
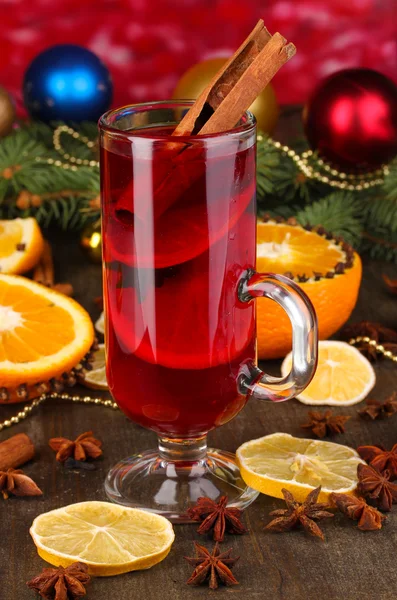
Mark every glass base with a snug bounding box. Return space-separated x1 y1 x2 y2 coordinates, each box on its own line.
104 443 259 523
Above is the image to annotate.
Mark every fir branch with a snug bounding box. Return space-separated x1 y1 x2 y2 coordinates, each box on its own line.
295 192 364 247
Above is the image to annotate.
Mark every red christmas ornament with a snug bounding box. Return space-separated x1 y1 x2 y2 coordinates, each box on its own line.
303 68 397 172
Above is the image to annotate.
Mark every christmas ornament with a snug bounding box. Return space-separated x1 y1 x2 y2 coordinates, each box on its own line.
303 68 397 172
23 45 113 123
80 221 102 263
0 86 15 137
173 57 279 134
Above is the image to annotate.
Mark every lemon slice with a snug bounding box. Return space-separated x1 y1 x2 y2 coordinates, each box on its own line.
95 311 105 335
0 217 44 274
237 432 364 502
80 343 107 390
282 340 375 406
30 501 175 576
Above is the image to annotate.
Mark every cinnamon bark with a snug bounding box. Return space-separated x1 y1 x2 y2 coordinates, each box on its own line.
174 20 294 136
114 21 295 226
33 241 54 287
0 433 35 471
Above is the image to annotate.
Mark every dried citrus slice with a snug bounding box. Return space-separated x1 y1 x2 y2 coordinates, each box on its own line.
237 432 364 502
0 217 44 274
282 341 375 406
256 219 362 359
95 311 105 335
79 343 108 390
0 274 94 387
30 501 175 576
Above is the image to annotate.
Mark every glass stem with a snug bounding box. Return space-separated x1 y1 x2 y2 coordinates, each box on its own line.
158 435 208 462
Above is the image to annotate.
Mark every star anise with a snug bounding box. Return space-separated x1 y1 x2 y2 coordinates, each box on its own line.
187 495 246 542
0 468 42 500
330 492 386 531
357 444 397 479
27 562 90 600
49 431 102 463
357 463 397 512
301 410 351 438
341 321 397 360
265 487 334 540
185 542 239 590
358 394 397 420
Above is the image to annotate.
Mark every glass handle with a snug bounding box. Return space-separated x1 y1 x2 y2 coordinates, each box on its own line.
238 270 318 402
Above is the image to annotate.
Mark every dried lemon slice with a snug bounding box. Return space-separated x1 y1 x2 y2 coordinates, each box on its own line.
80 343 108 390
237 432 364 502
282 340 375 406
30 501 175 576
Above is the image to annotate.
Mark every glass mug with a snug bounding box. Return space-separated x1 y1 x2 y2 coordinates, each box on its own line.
99 101 318 521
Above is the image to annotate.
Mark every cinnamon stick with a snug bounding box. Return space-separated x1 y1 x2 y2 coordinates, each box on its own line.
32 242 73 296
52 283 74 297
174 20 295 136
33 240 54 287
0 433 35 471
114 21 295 225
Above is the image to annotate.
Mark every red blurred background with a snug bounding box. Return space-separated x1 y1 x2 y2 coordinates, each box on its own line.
1 0 396 114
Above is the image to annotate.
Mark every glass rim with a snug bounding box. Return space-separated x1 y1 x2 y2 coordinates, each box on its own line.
98 100 256 141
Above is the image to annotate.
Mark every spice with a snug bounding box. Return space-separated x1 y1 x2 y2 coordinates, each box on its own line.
383 274 397 295
0 468 42 499
115 21 296 224
49 431 102 463
33 240 73 296
27 562 90 600
357 464 397 512
187 495 246 542
185 542 239 590
357 444 397 479
0 433 35 471
301 410 351 438
33 240 54 287
358 394 397 420
342 321 397 360
265 487 334 540
342 321 397 344
175 21 295 137
330 493 385 531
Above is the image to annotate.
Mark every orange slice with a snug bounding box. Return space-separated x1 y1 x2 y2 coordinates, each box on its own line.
256 219 362 359
0 218 44 274
0 274 94 387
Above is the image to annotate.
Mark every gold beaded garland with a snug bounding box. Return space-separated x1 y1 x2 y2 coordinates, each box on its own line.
258 135 387 191
349 337 397 362
36 124 99 171
34 126 386 191
0 336 394 432
0 392 118 432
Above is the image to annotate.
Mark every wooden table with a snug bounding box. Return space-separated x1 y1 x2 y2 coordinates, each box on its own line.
2 212 397 599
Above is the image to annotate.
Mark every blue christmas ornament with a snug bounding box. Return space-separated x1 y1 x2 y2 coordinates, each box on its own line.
23 44 113 122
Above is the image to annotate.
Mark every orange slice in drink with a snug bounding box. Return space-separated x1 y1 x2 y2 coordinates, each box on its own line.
106 228 255 370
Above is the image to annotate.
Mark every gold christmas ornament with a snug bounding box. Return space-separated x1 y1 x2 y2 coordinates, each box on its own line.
172 57 279 134
0 86 15 137
80 221 102 263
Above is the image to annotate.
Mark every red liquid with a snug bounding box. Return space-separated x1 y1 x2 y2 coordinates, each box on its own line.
101 126 256 437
